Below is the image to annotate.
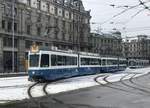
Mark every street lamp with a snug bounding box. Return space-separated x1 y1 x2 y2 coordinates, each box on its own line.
12 0 15 73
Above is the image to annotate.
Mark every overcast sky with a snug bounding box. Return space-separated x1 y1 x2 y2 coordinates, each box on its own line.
82 0 150 37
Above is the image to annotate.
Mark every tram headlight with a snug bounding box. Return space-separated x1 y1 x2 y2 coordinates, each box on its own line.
32 71 35 75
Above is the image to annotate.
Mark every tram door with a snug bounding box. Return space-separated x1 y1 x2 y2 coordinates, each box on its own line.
3 51 18 73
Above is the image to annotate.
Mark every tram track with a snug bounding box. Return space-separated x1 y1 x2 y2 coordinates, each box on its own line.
27 80 75 108
28 77 102 108
94 72 150 96
43 80 102 108
129 72 150 90
28 82 40 99
28 82 47 108
27 72 150 108
43 82 77 108
94 74 141 95
120 73 150 95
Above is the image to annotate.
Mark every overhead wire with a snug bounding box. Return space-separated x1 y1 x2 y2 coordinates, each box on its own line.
94 1 150 34
124 0 150 24
124 8 146 24
101 1 150 25
131 8 145 18
100 4 142 25
97 26 150 33
139 0 150 11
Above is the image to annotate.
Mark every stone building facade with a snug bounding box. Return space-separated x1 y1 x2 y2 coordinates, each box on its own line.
89 32 123 57
122 35 150 60
0 0 91 73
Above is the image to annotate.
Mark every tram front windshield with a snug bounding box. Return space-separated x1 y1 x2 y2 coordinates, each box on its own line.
29 54 39 67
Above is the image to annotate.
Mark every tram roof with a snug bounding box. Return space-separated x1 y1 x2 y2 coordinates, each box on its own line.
29 46 126 59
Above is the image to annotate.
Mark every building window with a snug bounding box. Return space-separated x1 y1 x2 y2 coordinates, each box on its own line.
27 0 31 6
45 43 49 46
25 52 28 60
3 37 18 48
62 32 65 40
69 22 72 32
55 7 58 15
69 35 72 41
62 20 65 28
5 5 11 16
3 51 18 72
7 21 12 32
46 15 50 23
69 12 71 19
37 27 41 36
25 40 32 49
14 7 17 16
46 3 50 12
54 18 58 26
54 29 58 39
2 20 5 29
36 41 43 46
27 25 31 35
7 21 17 32
26 11 31 19
37 13 41 22
54 18 59 39
62 10 65 17
14 23 17 32
37 0 41 10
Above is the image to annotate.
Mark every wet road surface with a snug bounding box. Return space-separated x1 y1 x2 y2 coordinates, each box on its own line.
1 73 150 108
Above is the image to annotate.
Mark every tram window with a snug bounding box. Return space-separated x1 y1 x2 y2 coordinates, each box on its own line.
56 55 63 66
58 55 68 66
112 60 118 65
29 54 39 67
81 58 85 65
66 56 70 65
99 59 101 65
81 58 100 65
70 57 74 65
102 59 106 65
119 60 122 65
112 60 117 65
89 58 99 65
51 55 77 66
51 55 57 66
81 58 89 65
73 57 77 65
89 58 93 65
119 60 127 65
67 57 77 65
108 60 112 65
40 54 49 67
94 58 98 65
124 60 127 65
107 59 111 65
57 56 64 66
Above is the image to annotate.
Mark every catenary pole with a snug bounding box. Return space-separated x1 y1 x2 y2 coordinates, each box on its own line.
12 0 15 73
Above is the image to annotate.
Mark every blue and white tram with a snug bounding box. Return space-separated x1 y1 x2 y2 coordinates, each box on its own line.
28 49 127 81
128 59 149 69
28 50 79 81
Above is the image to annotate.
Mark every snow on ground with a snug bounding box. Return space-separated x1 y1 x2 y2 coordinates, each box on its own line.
0 67 150 103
